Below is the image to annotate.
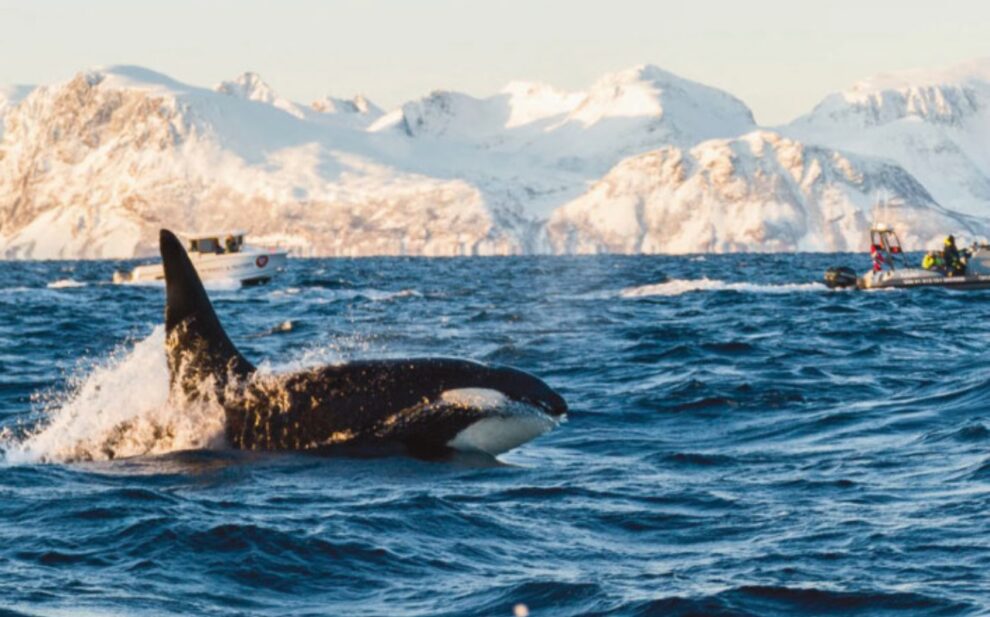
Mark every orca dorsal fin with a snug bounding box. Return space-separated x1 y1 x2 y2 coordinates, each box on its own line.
160 229 255 390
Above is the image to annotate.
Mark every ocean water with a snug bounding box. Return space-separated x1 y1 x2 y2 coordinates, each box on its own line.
1 254 988 616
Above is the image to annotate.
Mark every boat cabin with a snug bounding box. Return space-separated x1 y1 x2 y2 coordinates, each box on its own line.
186 231 246 255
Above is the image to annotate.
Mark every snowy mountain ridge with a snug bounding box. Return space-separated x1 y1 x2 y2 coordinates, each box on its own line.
0 60 989 258
786 57 990 218
804 57 990 126
547 130 980 254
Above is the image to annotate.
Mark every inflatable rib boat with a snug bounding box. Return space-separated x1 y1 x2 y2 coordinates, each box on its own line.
825 224 990 291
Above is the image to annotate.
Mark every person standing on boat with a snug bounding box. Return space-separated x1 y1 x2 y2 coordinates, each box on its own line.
944 235 964 276
870 243 885 273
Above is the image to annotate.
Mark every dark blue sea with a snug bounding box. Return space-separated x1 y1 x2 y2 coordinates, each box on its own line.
1 254 989 616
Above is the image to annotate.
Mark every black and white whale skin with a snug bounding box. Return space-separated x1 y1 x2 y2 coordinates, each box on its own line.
160 229 567 457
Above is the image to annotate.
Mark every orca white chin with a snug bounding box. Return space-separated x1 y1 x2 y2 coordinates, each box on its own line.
444 388 560 456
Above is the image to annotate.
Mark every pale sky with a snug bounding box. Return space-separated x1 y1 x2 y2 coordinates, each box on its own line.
1 0 988 124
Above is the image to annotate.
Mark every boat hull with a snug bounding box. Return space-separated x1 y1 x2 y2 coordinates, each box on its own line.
114 250 288 286
859 268 990 290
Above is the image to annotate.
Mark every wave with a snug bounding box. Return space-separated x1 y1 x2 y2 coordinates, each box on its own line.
633 585 968 616
620 278 827 297
46 279 87 289
1 327 225 464
120 278 242 291
270 287 422 302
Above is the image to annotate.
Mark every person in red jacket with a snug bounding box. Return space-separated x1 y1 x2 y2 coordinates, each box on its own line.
870 243 885 273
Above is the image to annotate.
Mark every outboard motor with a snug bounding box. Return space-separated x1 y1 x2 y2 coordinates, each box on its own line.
824 266 858 289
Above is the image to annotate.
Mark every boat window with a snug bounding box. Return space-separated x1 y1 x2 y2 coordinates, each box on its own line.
193 237 220 253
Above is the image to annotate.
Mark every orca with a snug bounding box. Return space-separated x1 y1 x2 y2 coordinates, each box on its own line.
159 229 567 457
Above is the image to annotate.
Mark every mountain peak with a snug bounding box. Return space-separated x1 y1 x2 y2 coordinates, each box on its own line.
311 94 382 117
568 63 755 135
215 72 302 118
794 57 990 130
848 57 990 95
215 72 278 103
81 65 189 94
609 64 678 84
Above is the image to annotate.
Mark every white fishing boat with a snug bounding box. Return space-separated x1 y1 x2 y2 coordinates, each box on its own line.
113 231 288 286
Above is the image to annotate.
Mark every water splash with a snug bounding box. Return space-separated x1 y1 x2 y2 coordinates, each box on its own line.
1 327 225 464
116 278 243 291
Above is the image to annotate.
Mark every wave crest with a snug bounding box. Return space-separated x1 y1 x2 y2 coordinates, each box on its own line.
620 278 826 297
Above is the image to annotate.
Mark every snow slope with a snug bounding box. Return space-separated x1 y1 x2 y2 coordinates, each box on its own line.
365 64 758 223
786 57 990 217
215 72 306 119
373 65 755 178
546 131 983 253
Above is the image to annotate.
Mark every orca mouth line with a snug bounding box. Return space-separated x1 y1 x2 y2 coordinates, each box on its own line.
527 394 568 418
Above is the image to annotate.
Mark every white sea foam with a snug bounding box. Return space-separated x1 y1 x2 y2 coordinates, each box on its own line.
119 278 242 292
1 327 226 464
201 278 246 292
46 279 87 289
269 288 420 303
619 278 827 298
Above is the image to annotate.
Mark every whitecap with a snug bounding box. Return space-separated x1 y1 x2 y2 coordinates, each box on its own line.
46 279 87 289
620 278 827 298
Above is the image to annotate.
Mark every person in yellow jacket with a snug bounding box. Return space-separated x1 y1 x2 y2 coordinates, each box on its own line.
922 251 944 272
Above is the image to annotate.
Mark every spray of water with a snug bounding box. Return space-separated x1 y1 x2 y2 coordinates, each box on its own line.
1 327 226 464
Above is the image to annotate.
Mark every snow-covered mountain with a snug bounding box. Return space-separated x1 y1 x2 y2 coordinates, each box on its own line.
0 66 515 258
547 131 980 253
786 57 990 217
0 61 986 258
371 64 756 179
